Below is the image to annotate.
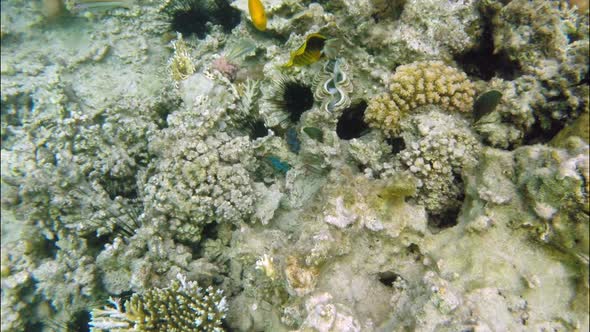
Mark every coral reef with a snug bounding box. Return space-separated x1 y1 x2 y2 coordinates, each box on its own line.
365 61 475 137
1 0 589 330
473 0 589 148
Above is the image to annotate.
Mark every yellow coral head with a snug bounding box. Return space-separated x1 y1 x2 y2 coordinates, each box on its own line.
248 0 267 31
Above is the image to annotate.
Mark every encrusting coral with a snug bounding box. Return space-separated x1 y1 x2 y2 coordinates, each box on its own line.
89 274 227 331
365 61 475 136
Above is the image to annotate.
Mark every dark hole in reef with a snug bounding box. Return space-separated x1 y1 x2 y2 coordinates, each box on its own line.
210 0 242 33
24 322 44 332
118 290 135 302
357 163 367 173
100 174 138 200
68 310 91 332
428 171 464 230
428 205 461 230
378 271 401 287
522 115 565 146
40 237 59 259
165 0 241 39
153 100 179 130
386 136 406 154
250 119 269 139
453 5 521 81
280 81 314 122
522 96 573 146
406 243 422 261
84 232 113 253
371 0 406 22
337 101 370 140
202 221 220 241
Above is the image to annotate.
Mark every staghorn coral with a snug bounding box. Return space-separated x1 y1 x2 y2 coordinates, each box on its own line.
365 61 475 137
89 274 227 331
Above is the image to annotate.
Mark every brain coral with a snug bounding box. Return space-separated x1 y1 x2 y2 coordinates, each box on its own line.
365 61 475 136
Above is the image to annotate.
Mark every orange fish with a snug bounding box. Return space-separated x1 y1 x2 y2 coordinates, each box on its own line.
248 0 267 31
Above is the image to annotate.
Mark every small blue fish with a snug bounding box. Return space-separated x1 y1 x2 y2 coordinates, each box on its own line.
286 127 301 153
266 156 291 174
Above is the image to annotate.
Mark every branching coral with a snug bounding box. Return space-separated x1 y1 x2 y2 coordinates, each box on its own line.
365 61 475 137
90 274 227 331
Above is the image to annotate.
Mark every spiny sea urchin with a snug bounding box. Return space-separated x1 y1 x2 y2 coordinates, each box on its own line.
162 0 241 39
269 76 315 123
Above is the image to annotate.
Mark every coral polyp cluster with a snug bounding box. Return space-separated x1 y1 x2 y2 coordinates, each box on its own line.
365 61 475 136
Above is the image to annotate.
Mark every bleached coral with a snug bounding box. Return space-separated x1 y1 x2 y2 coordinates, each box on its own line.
322 168 427 237
359 0 480 63
365 61 475 137
473 76 543 149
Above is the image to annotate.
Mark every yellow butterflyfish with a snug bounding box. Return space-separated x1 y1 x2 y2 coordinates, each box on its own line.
248 0 267 31
283 33 327 67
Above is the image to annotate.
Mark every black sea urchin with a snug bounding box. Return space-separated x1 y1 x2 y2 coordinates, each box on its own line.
336 100 370 140
163 0 241 39
270 76 315 122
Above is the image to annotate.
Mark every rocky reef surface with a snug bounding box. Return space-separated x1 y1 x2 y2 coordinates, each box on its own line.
1 0 588 331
